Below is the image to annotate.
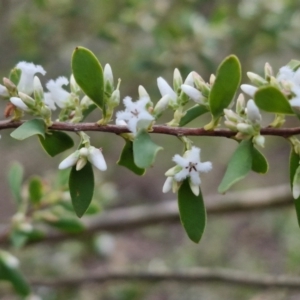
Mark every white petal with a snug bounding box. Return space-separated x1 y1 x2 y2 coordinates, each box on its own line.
173 154 188 168
58 152 78 169
190 171 201 185
116 118 128 126
240 84 258 97
44 92 57 111
186 147 201 164
10 97 28 111
123 96 134 110
189 181 200 196
88 147 107 171
196 161 212 173
127 118 138 135
46 77 70 108
246 99 261 124
174 169 189 182
181 85 204 104
157 77 177 101
162 177 173 193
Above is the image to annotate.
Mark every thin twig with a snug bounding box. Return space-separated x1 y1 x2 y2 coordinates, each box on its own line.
0 120 300 137
29 267 300 289
0 185 292 246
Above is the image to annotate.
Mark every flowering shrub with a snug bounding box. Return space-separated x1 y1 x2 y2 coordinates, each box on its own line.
2 46 300 296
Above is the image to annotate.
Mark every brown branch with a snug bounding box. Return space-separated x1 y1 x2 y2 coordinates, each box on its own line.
29 267 300 289
0 185 292 246
1 119 300 137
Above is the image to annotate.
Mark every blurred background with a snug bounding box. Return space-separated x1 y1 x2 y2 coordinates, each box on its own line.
1 0 300 299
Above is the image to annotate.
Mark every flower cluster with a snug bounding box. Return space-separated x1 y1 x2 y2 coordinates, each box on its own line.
224 94 265 147
163 146 212 196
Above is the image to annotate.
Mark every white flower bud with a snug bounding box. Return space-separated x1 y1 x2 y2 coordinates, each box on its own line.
138 85 149 98
157 77 177 103
10 97 29 111
247 72 267 86
237 123 255 135
253 135 265 148
209 74 216 85
104 64 114 86
76 157 88 171
154 95 169 116
246 99 261 124
181 84 204 104
88 146 107 171
264 62 273 78
70 74 80 94
0 84 9 97
236 93 246 114
58 152 79 169
173 68 183 92
0 251 19 269
184 72 195 86
224 109 239 122
162 177 173 193
240 84 258 97
33 76 44 104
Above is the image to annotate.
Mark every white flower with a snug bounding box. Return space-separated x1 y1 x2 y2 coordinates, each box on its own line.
184 72 195 86
181 84 204 104
45 76 71 108
157 77 177 105
246 99 261 124
16 61 46 95
116 96 154 135
163 147 212 196
59 146 107 171
240 84 258 97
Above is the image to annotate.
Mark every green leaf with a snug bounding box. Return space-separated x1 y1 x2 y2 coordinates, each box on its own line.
39 131 74 157
251 147 268 174
69 161 94 218
8 162 24 205
28 176 43 205
254 86 294 114
82 104 97 121
44 217 85 233
9 68 22 86
10 119 45 140
178 179 206 243
118 138 145 175
72 47 105 114
133 130 163 169
289 149 300 227
179 104 209 127
218 139 253 193
287 60 300 71
0 251 31 296
209 55 241 119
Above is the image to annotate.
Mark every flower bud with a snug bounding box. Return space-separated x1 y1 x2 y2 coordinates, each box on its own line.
18 92 35 108
104 64 114 94
181 85 204 104
247 72 267 86
224 120 238 131
153 95 169 116
0 250 19 269
108 89 120 108
236 93 246 115
264 62 273 80
76 157 87 171
253 134 265 148
240 84 258 97
33 76 44 104
3 77 17 94
246 99 261 124
0 84 9 98
193 73 210 97
184 72 195 86
209 74 216 85
224 109 239 122
173 68 183 92
236 123 255 135
70 74 80 94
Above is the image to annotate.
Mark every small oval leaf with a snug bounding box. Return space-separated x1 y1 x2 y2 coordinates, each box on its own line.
178 179 206 243
209 55 241 119
118 138 145 175
28 176 43 205
179 104 209 127
69 161 94 218
10 119 45 140
8 162 24 205
133 130 163 169
252 147 268 174
72 47 105 113
0 251 31 296
254 86 294 114
218 139 253 193
289 149 300 227
39 131 74 157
